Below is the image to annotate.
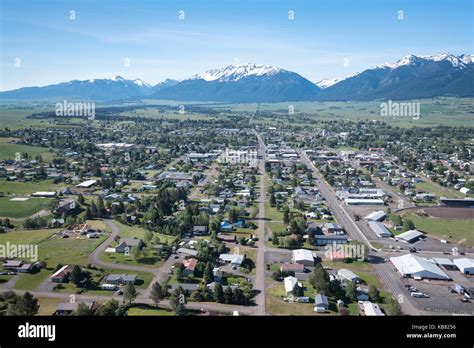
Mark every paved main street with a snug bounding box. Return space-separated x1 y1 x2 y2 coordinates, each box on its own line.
253 130 268 315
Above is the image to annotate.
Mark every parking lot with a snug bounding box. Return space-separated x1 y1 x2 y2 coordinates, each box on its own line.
405 279 474 314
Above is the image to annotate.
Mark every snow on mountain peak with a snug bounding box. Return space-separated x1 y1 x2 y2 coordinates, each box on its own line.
376 53 473 70
316 72 359 89
189 63 283 82
316 77 344 89
133 78 151 87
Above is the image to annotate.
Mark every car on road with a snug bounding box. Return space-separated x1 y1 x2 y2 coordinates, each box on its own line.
115 289 123 295
461 298 470 303
411 292 429 298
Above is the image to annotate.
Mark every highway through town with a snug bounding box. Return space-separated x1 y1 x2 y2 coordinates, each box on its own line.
253 130 268 315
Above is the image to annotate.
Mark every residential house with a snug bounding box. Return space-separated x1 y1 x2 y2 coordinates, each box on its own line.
314 294 329 313
115 237 144 253
104 274 137 285
182 258 198 277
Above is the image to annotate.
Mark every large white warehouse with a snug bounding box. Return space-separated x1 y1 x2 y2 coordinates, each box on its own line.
390 254 450 280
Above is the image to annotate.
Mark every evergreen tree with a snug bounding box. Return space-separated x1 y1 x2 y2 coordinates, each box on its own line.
368 285 381 302
74 302 93 316
345 281 358 301
203 262 214 285
123 283 137 305
213 283 224 303
224 287 234 304
150 282 165 307
77 194 85 205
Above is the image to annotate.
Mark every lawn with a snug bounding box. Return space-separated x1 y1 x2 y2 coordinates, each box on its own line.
402 213 474 246
0 197 52 218
0 179 62 195
266 221 287 234
37 297 63 316
0 222 110 269
0 228 56 245
228 228 253 240
0 137 53 161
38 234 107 268
100 250 164 267
264 201 284 221
115 221 177 245
53 270 153 295
127 304 175 316
14 269 50 291
0 274 13 285
414 181 464 199
266 284 331 315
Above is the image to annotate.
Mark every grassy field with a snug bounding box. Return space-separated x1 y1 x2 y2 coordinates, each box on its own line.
0 228 56 245
52 269 153 295
115 221 177 245
100 249 164 267
414 181 464 199
266 284 319 315
264 201 284 221
217 97 474 128
0 137 53 161
37 297 63 315
14 269 50 290
127 304 175 316
0 179 62 195
402 213 474 246
37 233 107 268
0 222 109 268
0 197 52 218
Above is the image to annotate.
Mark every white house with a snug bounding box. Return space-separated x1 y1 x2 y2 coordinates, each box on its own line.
360 301 385 316
292 249 314 266
284 276 298 295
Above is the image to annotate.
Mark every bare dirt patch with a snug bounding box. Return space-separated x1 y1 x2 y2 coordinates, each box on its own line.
424 207 474 219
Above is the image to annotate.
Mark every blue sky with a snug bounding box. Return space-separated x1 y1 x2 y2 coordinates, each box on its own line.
1 0 472 90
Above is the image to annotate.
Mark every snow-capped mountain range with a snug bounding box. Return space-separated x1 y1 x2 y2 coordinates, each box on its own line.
1 53 473 102
189 63 283 82
376 53 474 69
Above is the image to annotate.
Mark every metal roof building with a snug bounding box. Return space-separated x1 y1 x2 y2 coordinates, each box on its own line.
453 258 474 275
367 221 392 238
292 249 315 266
361 301 385 316
364 210 387 222
345 198 385 205
390 254 450 280
395 229 424 243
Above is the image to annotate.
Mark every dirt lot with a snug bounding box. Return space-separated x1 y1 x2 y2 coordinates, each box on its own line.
424 207 474 219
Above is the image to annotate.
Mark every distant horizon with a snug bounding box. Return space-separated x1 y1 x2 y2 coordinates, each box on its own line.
1 0 472 91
